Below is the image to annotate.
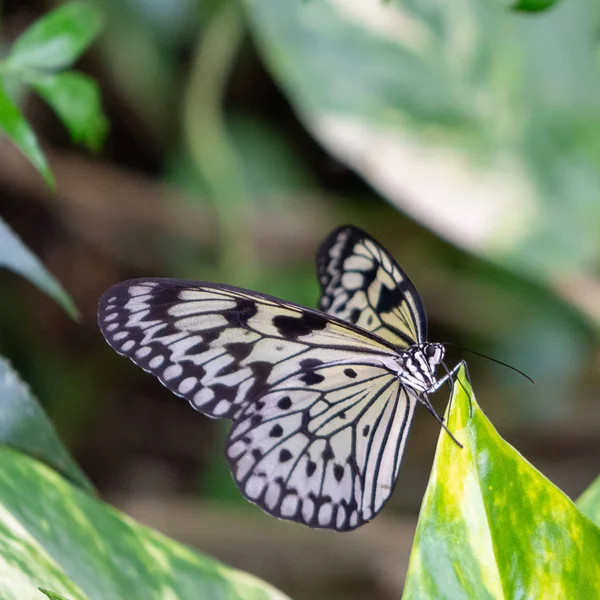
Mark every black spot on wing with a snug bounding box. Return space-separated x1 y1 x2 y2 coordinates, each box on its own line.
277 396 292 410
322 446 334 461
223 299 258 326
348 308 361 324
333 464 344 482
361 265 378 289
300 371 325 385
201 329 221 345
272 312 328 339
245 361 273 403
269 424 283 438
299 358 324 369
225 342 253 361
279 449 293 463
376 284 406 314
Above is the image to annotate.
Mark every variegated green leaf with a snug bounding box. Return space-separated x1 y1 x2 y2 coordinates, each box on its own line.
242 0 600 321
403 365 600 598
0 447 289 600
0 358 92 493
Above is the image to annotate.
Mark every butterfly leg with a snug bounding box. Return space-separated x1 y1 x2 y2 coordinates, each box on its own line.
436 360 473 418
413 391 463 449
430 360 466 394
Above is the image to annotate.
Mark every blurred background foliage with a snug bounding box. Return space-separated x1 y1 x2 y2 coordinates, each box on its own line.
1 0 599 598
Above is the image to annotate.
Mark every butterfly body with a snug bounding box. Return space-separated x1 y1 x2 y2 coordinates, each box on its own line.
98 226 457 531
396 342 445 393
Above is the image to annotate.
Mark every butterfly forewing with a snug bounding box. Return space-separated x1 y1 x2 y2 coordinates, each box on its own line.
317 226 427 348
98 278 396 421
226 359 416 530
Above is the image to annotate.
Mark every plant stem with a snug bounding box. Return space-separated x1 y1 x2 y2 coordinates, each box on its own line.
183 0 253 282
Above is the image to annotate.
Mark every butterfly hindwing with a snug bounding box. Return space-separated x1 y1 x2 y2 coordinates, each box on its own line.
98 278 396 421
226 359 416 531
317 225 427 348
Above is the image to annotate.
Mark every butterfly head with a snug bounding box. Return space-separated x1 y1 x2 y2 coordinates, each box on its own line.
423 342 445 367
398 342 445 393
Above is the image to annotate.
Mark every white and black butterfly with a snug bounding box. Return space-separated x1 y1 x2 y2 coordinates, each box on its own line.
98 226 462 531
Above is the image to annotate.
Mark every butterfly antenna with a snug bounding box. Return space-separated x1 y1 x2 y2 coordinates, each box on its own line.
443 343 534 384
418 394 463 449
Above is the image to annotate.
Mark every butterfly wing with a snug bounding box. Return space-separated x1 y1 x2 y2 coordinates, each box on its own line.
227 359 416 531
98 278 397 420
317 225 427 348
99 277 417 530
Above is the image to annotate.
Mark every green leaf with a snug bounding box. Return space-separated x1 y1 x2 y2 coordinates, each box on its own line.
576 475 600 528
403 365 600 598
0 217 78 319
7 2 102 72
511 0 558 11
31 72 108 151
487 0 558 10
0 358 93 494
39 590 70 600
0 447 289 600
0 79 54 188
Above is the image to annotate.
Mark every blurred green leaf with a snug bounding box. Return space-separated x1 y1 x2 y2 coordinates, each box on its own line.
0 358 93 494
39 590 70 600
0 447 289 600
31 72 108 151
243 0 600 326
512 0 558 11
0 217 78 319
403 365 600 598
0 80 54 187
577 475 600 528
6 2 102 72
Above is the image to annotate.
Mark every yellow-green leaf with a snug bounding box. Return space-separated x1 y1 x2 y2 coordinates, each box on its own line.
403 365 600 599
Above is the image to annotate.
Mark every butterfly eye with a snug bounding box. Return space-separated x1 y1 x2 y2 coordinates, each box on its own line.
425 344 437 358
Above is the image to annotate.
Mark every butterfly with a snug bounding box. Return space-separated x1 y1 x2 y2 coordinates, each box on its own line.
98 225 462 531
